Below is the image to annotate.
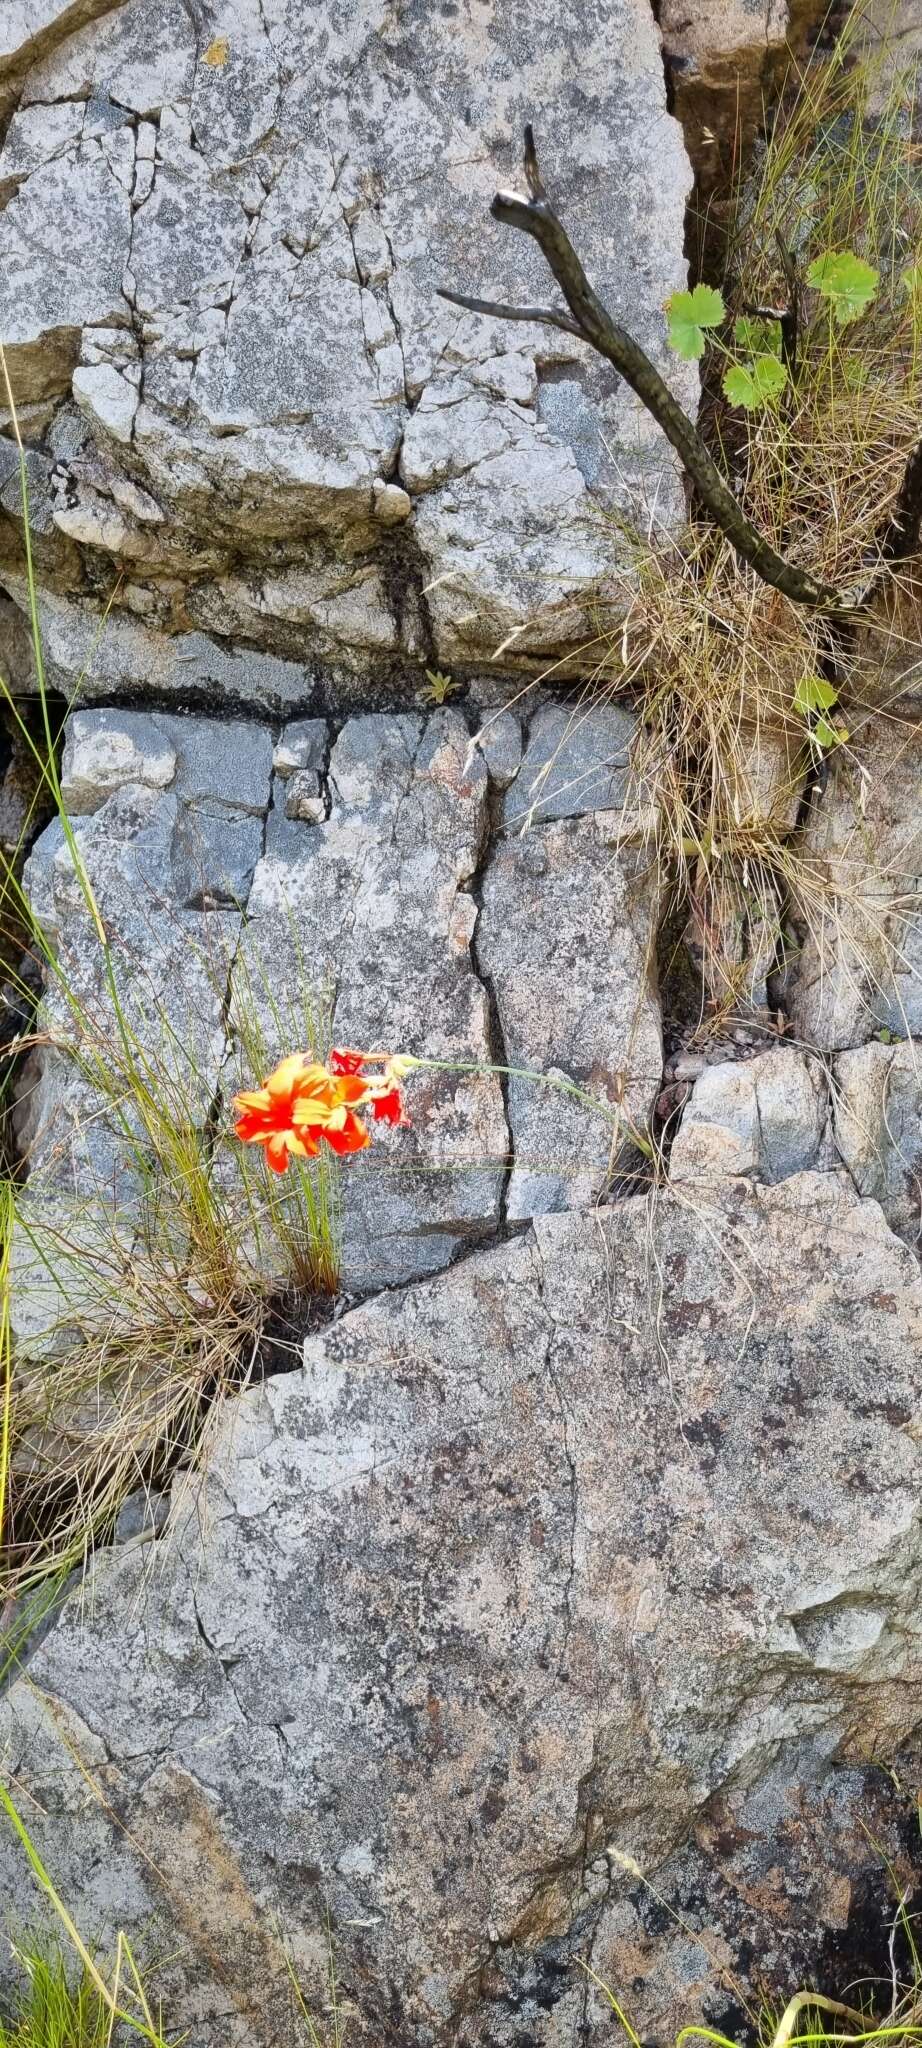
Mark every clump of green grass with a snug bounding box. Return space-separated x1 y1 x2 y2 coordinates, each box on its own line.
0 1788 173 2048
0 1787 347 2048
0 1946 146 2048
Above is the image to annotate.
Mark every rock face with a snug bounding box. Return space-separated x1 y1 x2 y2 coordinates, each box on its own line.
10 694 663 1305
5 7 922 2040
670 1047 829 1184
0 0 695 680
787 710 922 1050
660 1 817 190
4 1172 922 2045
834 1037 922 1247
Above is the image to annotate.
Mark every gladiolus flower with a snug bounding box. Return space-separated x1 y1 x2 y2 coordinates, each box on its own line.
329 1046 412 1128
233 1046 412 1173
328 1048 365 1075
233 1055 373 1174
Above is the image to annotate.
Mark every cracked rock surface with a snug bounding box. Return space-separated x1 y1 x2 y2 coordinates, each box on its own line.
4 1172 922 2044
786 620 922 1050
0 0 695 678
10 695 662 1307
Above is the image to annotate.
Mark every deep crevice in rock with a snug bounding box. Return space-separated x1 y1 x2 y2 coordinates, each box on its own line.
0 688 69 1180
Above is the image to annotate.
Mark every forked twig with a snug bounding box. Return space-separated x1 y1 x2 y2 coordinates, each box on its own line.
438 125 844 612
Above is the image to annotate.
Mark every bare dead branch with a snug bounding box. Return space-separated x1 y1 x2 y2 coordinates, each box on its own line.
440 124 845 613
437 287 582 337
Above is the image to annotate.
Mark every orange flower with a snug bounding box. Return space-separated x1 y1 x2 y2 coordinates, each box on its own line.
233 1047 413 1174
330 1047 412 1128
233 1054 373 1175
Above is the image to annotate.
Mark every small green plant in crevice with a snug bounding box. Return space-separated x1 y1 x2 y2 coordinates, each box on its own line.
587 4 922 1021
665 247 882 412
793 671 850 756
419 666 462 705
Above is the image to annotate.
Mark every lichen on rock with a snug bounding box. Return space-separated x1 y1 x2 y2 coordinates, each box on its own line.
0 0 695 677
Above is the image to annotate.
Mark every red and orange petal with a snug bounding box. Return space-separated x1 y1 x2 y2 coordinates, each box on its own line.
371 1086 406 1126
321 1111 371 1154
234 1106 274 1142
262 1054 314 1098
232 1086 274 1116
264 1133 291 1173
332 1072 375 1105
329 1047 367 1074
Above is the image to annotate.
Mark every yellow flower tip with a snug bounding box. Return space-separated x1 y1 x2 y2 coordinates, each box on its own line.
263 1053 309 1097
232 1086 273 1114
291 1097 335 1128
387 1053 420 1077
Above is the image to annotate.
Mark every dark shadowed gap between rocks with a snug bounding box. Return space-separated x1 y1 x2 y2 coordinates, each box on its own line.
0 689 67 1180
640 0 922 1095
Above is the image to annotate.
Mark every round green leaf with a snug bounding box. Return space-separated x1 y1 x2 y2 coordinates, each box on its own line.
722 353 788 410
813 715 849 751
793 672 838 717
805 250 879 324
733 315 783 357
665 284 726 360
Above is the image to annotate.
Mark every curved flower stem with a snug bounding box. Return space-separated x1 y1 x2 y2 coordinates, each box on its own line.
402 1054 655 1159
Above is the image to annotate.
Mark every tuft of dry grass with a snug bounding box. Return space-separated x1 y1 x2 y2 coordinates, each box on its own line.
583 5 922 1022
0 371 342 1611
0 956 342 1606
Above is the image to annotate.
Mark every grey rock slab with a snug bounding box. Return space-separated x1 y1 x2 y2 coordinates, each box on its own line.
227 710 508 1288
4 1175 922 2046
0 582 313 712
59 712 274 907
471 707 522 790
171 802 265 909
280 771 324 823
164 713 273 815
19 0 196 112
786 714 922 1050
476 804 663 1217
670 1047 829 1187
15 755 246 1208
0 142 131 402
71 360 138 444
112 1484 170 1545
0 0 123 116
0 0 695 667
60 709 178 813
272 718 328 780
500 698 635 828
834 1038 922 1246
0 99 85 189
